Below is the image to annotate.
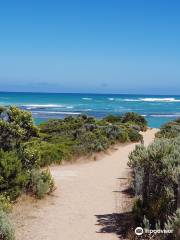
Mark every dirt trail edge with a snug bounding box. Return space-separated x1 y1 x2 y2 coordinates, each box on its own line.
11 129 157 240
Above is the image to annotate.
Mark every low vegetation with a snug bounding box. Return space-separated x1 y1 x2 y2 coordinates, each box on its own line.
0 106 54 240
0 210 15 240
129 118 180 239
0 106 146 239
156 118 180 139
28 168 55 199
0 195 14 240
38 112 145 165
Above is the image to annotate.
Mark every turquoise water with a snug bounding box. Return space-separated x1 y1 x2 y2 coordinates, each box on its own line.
0 92 180 128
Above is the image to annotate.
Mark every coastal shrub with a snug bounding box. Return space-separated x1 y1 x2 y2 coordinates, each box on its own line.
0 210 15 240
156 119 180 139
22 140 72 167
0 196 14 240
128 137 180 227
132 197 144 223
165 209 180 240
0 120 23 151
40 117 83 136
18 141 40 169
0 107 38 151
78 131 109 153
38 142 71 166
0 106 5 115
116 128 129 143
28 168 55 199
103 115 122 123
7 106 39 141
0 106 57 203
128 128 143 142
121 112 147 131
38 142 63 166
0 150 27 200
131 125 141 132
0 195 12 213
38 112 145 164
93 130 110 151
80 115 96 124
102 125 128 143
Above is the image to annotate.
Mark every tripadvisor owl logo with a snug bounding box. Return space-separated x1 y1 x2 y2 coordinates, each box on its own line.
135 227 144 236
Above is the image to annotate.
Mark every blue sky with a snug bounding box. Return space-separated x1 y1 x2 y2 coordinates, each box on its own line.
0 0 180 94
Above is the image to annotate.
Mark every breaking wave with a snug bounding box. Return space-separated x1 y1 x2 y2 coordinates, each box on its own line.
123 98 180 102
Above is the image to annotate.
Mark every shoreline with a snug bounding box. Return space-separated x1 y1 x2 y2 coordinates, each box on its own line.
0 92 180 128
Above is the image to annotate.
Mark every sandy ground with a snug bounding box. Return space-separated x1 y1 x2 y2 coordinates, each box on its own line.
11 129 157 240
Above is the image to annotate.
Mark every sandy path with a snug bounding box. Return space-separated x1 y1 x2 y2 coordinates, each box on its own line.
11 129 157 240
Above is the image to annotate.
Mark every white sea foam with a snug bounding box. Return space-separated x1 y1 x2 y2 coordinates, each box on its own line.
24 104 65 109
123 99 141 102
108 98 114 101
123 98 180 102
150 114 180 117
26 104 74 110
32 111 80 115
82 98 92 100
140 98 180 102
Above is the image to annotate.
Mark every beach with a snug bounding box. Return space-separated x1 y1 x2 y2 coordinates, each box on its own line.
11 129 157 240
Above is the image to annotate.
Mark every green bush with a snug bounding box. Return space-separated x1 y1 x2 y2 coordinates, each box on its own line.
0 210 15 240
165 209 180 240
20 140 72 167
0 106 38 151
38 142 70 166
0 120 23 151
103 115 122 123
0 106 57 202
39 117 83 136
128 137 180 227
121 112 147 131
0 150 27 200
116 128 129 143
128 128 143 142
78 131 109 153
38 112 144 163
28 168 55 199
0 196 13 240
128 118 180 235
0 195 12 213
132 197 144 223
102 125 128 143
156 120 180 139
7 106 39 141
38 142 61 166
18 141 40 170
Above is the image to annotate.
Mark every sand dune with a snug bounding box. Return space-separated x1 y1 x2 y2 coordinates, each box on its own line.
11 129 157 240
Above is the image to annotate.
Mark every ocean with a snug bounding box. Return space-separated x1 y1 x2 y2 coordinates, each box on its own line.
0 92 180 128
